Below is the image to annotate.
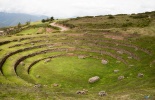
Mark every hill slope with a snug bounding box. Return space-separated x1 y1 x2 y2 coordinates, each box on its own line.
57 11 155 36
0 12 155 100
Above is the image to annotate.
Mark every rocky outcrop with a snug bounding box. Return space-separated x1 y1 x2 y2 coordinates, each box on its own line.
101 59 108 64
98 91 107 96
44 58 51 63
138 73 144 77
118 76 124 80
34 84 42 88
114 70 119 73
52 83 59 87
20 62 25 66
78 55 86 59
88 76 100 83
76 89 88 95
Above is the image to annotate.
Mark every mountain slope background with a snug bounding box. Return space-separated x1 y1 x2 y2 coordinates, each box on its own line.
0 12 47 28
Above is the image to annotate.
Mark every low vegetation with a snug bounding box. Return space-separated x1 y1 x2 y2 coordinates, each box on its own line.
57 11 155 36
42 17 54 23
0 21 60 36
0 11 155 100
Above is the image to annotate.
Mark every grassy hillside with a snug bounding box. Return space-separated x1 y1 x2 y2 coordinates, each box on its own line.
0 21 60 35
57 11 155 36
0 11 155 100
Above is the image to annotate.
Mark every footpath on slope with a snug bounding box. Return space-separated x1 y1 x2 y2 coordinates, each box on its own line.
50 22 69 32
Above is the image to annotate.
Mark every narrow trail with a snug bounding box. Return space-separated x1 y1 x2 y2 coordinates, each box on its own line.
50 22 69 32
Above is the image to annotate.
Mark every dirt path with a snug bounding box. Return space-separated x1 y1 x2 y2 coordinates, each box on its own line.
50 22 69 32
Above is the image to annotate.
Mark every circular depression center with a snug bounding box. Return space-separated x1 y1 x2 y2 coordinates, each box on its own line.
30 56 107 88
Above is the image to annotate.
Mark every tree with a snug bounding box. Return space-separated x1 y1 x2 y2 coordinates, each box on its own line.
108 15 115 19
42 19 46 23
17 22 21 28
50 17 54 21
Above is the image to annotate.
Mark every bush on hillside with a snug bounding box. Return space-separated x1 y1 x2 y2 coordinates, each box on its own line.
130 14 148 19
83 16 94 18
122 22 133 27
41 17 54 23
108 15 115 19
42 19 46 23
17 22 22 28
95 15 104 17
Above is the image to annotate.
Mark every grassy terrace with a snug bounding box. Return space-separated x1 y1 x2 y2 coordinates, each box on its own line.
0 11 155 100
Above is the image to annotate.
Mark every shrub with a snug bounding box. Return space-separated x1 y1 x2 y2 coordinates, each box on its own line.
83 16 94 18
41 17 54 23
50 17 54 21
108 15 115 19
122 22 133 27
137 18 151 27
41 19 46 23
18 22 21 28
130 14 148 19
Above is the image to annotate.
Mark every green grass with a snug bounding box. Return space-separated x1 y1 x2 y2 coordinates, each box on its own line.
30 21 42 25
17 28 39 35
0 11 155 99
31 56 113 87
